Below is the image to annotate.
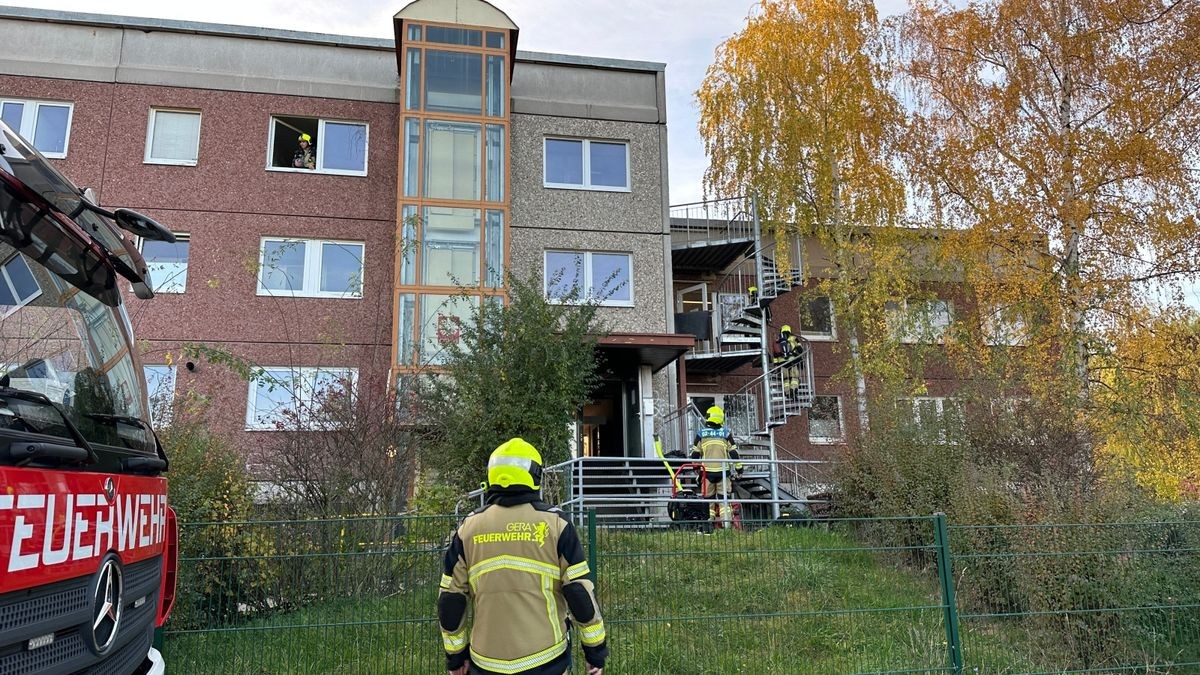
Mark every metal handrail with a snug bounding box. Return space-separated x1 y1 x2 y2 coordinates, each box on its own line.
668 197 755 247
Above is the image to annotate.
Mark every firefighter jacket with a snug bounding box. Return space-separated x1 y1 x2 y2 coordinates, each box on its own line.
690 425 741 473
439 489 608 675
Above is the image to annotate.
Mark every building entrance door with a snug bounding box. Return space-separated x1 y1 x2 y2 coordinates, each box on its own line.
581 378 638 457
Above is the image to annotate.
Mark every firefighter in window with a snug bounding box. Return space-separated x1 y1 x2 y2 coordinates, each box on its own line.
690 405 742 530
293 133 316 170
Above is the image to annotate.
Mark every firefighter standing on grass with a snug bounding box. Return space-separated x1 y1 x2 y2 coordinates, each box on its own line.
690 406 743 529
438 438 609 675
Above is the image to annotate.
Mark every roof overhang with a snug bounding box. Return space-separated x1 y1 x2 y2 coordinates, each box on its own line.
393 0 519 78
596 333 695 373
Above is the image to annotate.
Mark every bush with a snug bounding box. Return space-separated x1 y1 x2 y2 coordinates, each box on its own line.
164 419 278 630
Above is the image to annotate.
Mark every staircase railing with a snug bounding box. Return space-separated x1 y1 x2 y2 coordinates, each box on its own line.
669 197 754 247
724 351 815 437
654 399 703 457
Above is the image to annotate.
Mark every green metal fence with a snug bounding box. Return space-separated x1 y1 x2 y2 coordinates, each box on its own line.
163 512 1200 674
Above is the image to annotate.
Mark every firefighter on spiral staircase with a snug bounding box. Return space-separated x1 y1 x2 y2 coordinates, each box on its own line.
774 325 804 399
690 406 743 530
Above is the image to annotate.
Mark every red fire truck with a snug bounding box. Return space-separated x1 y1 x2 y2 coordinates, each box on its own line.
0 119 178 673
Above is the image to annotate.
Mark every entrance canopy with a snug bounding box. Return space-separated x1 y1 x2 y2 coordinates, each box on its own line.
596 332 694 373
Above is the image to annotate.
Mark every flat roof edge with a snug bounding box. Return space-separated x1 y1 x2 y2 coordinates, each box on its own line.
515 50 666 73
0 6 668 72
0 5 395 50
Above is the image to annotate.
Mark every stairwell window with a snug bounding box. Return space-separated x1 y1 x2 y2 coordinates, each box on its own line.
808 395 844 444
800 296 836 341
544 250 632 307
258 238 364 298
1 98 73 158
544 138 629 191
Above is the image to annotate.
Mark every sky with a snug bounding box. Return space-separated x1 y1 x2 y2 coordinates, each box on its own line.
11 0 909 205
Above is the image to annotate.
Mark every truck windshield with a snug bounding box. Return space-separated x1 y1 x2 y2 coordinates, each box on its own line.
0 125 154 455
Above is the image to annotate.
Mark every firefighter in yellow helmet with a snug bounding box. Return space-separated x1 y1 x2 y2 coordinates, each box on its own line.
292 132 316 170
690 406 742 530
776 325 804 398
438 438 608 675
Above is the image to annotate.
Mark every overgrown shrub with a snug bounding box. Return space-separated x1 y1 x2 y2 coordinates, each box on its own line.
164 418 278 629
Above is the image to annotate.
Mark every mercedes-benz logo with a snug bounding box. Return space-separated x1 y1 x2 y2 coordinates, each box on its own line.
89 556 123 654
103 477 115 503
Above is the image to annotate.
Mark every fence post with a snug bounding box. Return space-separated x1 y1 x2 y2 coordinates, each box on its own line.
587 508 598 583
933 512 963 674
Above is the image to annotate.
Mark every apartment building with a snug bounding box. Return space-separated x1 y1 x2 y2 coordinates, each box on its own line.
0 0 689 460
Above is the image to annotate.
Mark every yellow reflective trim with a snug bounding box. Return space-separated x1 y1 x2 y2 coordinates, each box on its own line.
440 574 453 589
543 575 562 643
580 621 607 646
469 639 568 674
468 555 560 589
441 627 468 653
565 561 590 580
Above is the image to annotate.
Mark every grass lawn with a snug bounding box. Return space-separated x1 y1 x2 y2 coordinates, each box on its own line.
164 523 1080 674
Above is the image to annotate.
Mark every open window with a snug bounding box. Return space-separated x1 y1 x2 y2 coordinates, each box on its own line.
267 115 368 176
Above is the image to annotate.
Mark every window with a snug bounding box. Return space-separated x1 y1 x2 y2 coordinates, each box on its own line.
140 235 189 294
0 254 42 314
886 298 953 343
143 365 176 426
800 296 836 340
425 50 483 114
145 109 201 165
419 294 478 365
902 396 964 442
246 366 357 430
424 120 481 200
544 138 629 191
1 98 73 158
422 206 481 286
808 395 844 443
258 238 364 298
544 250 632 306
982 305 1028 346
267 116 368 175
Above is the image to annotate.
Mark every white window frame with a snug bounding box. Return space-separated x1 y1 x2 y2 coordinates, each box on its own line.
245 366 358 431
1 98 74 159
265 116 370 177
144 108 202 166
800 296 838 342
982 305 1028 347
0 254 42 318
902 396 964 443
542 137 631 192
143 364 177 427
887 298 953 344
543 250 634 308
256 237 365 299
138 233 190 294
808 395 844 444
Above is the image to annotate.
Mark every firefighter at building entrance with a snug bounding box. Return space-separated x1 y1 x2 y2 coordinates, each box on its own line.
438 438 609 675
690 406 743 529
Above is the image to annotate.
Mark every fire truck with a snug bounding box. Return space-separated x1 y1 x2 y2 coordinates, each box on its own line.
0 119 178 673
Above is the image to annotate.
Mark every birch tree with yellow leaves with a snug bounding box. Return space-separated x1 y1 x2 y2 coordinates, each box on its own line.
698 0 913 433
900 0 1200 458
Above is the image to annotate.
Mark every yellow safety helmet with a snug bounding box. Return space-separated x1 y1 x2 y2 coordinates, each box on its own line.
487 437 543 490
705 405 725 426
298 133 312 143
780 325 793 334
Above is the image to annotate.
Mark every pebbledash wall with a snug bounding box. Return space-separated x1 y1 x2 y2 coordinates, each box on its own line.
0 2 677 456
